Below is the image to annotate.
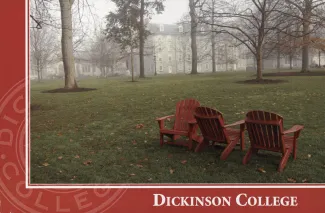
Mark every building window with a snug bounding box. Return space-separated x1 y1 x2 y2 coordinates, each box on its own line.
179 25 183 33
168 55 172 62
159 65 163 71
160 24 164 32
179 54 182 62
168 66 172 73
159 57 162 62
205 64 209 69
169 42 173 51
187 54 191 61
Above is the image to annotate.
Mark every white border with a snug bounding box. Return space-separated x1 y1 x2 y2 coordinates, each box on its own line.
25 0 30 189
25 0 325 189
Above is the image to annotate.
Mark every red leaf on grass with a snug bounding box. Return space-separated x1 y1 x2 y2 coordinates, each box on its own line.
257 168 266 173
83 160 92 166
135 124 144 129
287 178 297 183
181 160 187 164
132 140 137 145
70 176 77 180
136 164 143 168
58 156 63 160
42 162 50 167
74 155 80 159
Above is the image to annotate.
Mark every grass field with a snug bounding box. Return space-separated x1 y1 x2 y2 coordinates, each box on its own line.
30 71 325 184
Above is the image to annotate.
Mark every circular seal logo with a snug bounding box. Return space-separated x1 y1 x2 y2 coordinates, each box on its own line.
0 80 127 212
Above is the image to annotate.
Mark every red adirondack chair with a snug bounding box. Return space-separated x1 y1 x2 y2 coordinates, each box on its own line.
156 99 201 150
192 107 245 160
243 110 304 172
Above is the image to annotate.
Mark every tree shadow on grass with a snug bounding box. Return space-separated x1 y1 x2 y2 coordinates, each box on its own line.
41 88 97 93
236 79 288 84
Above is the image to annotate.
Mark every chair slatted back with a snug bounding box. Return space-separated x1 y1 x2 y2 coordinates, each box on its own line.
194 107 227 142
173 99 201 131
245 110 285 153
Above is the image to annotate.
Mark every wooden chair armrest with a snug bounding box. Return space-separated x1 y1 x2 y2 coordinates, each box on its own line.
188 119 197 125
283 125 304 135
224 119 245 128
156 115 175 121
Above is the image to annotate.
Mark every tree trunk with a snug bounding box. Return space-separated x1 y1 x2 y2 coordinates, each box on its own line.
256 49 263 80
139 0 145 78
225 45 228 71
37 60 41 82
189 0 198 74
301 11 311 72
277 32 281 70
289 55 293 69
183 55 186 73
211 0 216 73
131 49 135 82
59 0 78 89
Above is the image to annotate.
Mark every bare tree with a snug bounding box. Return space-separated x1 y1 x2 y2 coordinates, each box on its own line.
30 26 60 81
189 0 200 74
31 0 97 89
285 0 325 72
89 33 123 77
200 0 286 80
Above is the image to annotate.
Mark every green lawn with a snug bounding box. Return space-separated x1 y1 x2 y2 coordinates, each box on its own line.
30 71 325 184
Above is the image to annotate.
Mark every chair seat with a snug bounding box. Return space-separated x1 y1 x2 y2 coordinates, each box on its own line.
160 128 189 136
225 128 241 143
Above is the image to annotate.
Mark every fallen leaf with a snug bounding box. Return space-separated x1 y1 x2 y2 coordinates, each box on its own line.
69 139 73 142
132 140 137 145
136 124 144 129
57 133 62 136
42 162 49 167
83 160 92 166
302 179 308 183
168 154 173 158
287 178 297 183
181 160 187 164
166 118 171 121
307 154 312 158
74 155 80 159
145 132 148 135
257 168 266 173
144 158 148 161
169 169 175 174
59 170 62 173
70 176 77 180
129 173 136 176
136 164 143 168
57 156 63 160
148 178 153 181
